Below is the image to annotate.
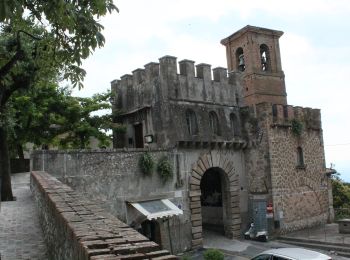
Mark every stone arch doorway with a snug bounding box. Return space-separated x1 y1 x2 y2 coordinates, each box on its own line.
200 167 227 235
189 151 241 249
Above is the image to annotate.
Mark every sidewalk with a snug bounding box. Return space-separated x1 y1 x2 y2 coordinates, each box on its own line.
0 172 48 260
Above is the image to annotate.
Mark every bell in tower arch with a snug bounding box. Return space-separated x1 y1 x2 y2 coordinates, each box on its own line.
239 54 245 71
236 47 245 72
261 51 267 71
260 44 270 72
221 25 287 106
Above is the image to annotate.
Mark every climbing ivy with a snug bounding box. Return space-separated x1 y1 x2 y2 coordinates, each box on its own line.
139 152 154 175
114 124 127 134
157 156 173 182
291 119 303 137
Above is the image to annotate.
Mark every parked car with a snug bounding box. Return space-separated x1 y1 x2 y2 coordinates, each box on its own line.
251 248 332 260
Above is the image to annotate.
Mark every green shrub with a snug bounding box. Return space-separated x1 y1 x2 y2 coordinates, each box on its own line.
157 156 173 181
291 119 303 136
204 249 224 260
139 152 154 175
114 124 127 134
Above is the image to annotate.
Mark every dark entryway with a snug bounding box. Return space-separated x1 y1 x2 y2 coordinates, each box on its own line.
200 167 226 235
139 220 162 246
134 123 144 148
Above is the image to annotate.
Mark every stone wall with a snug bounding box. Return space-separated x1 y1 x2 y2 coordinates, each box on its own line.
31 147 247 250
111 56 242 113
269 125 328 232
30 171 176 260
31 149 190 253
256 103 329 232
31 149 182 221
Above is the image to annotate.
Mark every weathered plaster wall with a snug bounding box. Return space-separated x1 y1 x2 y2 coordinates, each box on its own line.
111 56 244 149
31 147 247 251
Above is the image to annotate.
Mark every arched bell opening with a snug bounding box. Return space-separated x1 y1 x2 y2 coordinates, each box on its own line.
235 47 245 72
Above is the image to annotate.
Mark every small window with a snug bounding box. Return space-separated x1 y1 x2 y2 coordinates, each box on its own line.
186 109 198 135
235 92 239 105
283 105 288 119
272 104 277 118
297 146 304 167
209 111 221 136
230 113 240 137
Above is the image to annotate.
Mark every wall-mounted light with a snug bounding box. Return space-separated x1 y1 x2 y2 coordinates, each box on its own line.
144 135 153 144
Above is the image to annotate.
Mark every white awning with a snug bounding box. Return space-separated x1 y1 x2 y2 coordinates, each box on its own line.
130 199 183 220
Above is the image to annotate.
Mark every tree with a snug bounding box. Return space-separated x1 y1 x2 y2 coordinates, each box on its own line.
0 0 118 88
7 83 65 170
332 179 350 209
50 91 113 149
331 171 350 219
0 20 51 201
0 1 118 201
8 86 113 158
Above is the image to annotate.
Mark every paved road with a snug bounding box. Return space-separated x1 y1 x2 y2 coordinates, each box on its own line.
0 173 48 260
197 229 349 260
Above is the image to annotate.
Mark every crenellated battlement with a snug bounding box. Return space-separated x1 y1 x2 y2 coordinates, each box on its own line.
255 103 322 130
112 55 234 87
111 55 242 112
274 104 321 129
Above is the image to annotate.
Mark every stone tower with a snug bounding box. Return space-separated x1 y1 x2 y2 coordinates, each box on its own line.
221 25 287 106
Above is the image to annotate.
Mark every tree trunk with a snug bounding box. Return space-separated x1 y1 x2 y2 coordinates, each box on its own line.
0 126 14 201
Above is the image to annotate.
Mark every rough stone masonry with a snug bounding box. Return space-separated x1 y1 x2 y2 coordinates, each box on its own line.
31 25 333 253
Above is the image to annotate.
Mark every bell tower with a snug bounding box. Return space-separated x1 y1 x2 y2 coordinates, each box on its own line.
221 25 287 106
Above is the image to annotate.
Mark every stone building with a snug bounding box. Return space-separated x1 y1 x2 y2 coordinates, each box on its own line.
110 25 333 247
32 25 333 254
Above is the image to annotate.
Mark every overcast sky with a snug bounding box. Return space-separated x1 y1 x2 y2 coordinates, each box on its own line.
73 0 350 182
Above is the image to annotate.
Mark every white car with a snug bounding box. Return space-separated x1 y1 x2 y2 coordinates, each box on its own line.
251 248 332 260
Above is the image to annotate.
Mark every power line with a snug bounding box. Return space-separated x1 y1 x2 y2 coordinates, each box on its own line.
325 142 350 147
